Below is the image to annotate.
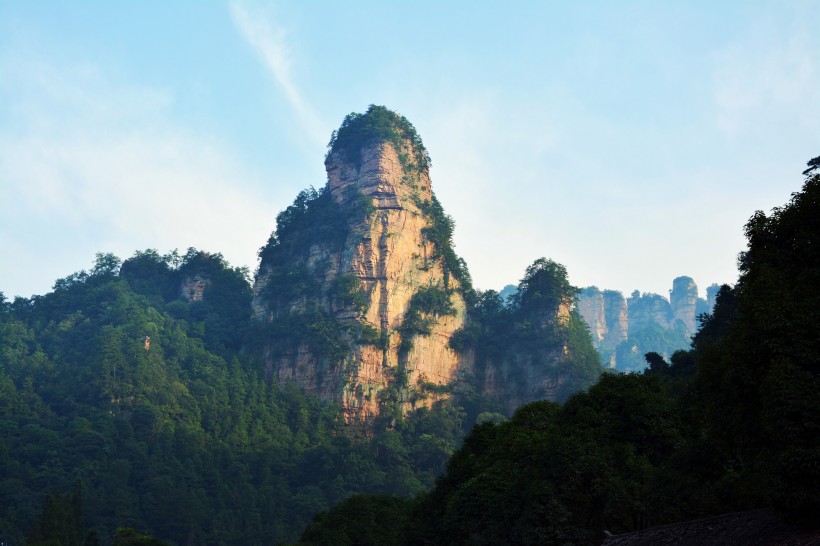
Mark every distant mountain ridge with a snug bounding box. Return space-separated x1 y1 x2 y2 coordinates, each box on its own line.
578 278 721 370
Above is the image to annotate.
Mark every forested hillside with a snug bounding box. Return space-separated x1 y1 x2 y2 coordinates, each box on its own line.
0 250 470 544
0 247 598 545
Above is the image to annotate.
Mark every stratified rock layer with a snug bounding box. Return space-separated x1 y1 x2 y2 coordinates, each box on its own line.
253 140 466 422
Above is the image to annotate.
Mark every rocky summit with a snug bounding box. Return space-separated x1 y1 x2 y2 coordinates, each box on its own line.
252 106 468 423
251 105 603 425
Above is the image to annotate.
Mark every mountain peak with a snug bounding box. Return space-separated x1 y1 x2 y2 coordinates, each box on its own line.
326 105 430 172
253 108 464 424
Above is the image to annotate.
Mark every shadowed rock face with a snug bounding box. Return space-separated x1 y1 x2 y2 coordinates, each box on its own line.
252 138 466 423
180 274 211 302
481 300 578 413
628 291 673 331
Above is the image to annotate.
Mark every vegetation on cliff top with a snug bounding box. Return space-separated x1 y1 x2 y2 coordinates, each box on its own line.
327 105 430 171
254 185 375 362
451 258 602 404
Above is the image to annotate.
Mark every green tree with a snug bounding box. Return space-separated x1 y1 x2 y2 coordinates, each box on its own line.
27 483 84 546
297 495 413 546
695 170 820 522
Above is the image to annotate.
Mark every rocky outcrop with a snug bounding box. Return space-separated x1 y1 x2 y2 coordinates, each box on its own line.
670 276 698 333
602 290 628 348
628 290 673 331
578 277 727 371
578 287 607 346
180 274 211 302
481 300 581 412
578 277 723 371
706 283 720 311
252 107 608 423
252 110 467 423
578 288 628 368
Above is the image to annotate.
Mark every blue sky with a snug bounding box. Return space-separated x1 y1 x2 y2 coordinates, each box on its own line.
1 1 818 300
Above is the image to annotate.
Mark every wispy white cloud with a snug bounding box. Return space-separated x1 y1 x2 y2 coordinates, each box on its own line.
229 1 326 146
0 54 275 297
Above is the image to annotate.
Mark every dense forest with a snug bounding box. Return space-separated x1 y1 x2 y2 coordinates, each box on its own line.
0 247 485 545
295 164 820 544
0 247 597 544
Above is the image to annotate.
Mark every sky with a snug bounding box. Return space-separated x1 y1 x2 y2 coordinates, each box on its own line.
1 1 818 301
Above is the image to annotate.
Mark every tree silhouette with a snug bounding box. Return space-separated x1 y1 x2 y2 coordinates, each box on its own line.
801 155 820 176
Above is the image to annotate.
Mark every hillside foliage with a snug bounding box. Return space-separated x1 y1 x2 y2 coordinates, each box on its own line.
0 250 468 545
451 258 602 405
294 167 820 545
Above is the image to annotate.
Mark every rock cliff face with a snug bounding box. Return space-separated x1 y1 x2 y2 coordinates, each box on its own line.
628 291 673 331
481 301 579 413
252 108 467 423
578 287 608 346
578 288 628 368
578 277 720 371
670 276 698 333
180 274 211 302
706 283 720 311
602 290 629 348
251 106 605 423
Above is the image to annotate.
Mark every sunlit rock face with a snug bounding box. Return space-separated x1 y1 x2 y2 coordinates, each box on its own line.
578 288 628 368
670 276 698 333
602 290 628 348
578 287 608 347
253 133 466 424
251 107 604 424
